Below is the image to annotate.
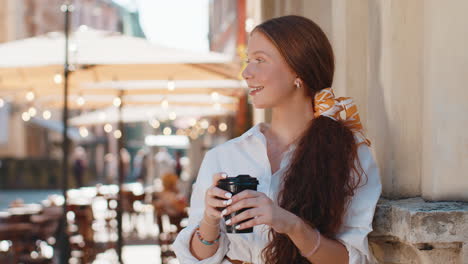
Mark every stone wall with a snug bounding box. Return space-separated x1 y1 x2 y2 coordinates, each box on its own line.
370 198 468 264
256 0 468 262
420 0 468 201
257 0 468 201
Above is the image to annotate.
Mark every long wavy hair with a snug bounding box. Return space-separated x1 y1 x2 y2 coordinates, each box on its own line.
254 16 364 264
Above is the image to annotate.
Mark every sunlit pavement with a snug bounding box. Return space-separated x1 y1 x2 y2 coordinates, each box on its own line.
93 245 180 264
1 189 180 264
94 245 163 264
0 189 61 210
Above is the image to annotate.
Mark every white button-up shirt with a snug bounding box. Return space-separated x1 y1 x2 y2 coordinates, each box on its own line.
174 123 382 264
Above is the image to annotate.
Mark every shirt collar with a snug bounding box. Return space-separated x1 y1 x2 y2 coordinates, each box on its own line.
239 122 269 140
239 123 297 151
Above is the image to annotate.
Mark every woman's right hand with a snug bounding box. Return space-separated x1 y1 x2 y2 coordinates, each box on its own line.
203 172 232 225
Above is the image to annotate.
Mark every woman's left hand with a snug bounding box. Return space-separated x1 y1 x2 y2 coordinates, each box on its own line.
222 190 298 234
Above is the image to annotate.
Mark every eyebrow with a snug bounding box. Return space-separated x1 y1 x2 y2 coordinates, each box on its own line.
245 50 271 57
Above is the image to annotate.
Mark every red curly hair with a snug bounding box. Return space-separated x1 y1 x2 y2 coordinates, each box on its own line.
254 16 364 264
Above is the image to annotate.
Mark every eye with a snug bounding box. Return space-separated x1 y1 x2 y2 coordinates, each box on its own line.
255 58 265 63
245 57 265 64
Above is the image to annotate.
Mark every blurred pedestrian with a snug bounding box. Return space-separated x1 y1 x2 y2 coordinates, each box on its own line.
120 148 131 182
153 147 175 180
174 150 183 178
72 146 87 188
104 153 117 184
132 149 149 184
153 172 188 230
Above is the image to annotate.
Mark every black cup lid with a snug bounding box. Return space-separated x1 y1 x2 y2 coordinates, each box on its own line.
218 174 259 185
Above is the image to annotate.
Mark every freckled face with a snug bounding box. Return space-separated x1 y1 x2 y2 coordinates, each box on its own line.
242 31 297 109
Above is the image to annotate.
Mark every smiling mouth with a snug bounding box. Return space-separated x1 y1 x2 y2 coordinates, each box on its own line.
249 86 264 95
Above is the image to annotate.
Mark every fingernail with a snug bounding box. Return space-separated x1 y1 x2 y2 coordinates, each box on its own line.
225 193 232 199
226 199 232 205
235 225 241 230
225 219 231 225
221 209 227 216
221 173 227 178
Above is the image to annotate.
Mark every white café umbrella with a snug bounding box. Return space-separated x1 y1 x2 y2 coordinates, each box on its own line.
69 105 232 126
0 23 240 262
0 26 229 67
68 93 238 126
0 26 238 97
31 79 246 109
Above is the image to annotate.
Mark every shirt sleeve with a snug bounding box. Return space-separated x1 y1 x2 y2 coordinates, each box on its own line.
335 144 382 264
173 149 230 264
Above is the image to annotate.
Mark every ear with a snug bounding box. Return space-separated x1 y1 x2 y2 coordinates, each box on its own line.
294 78 302 88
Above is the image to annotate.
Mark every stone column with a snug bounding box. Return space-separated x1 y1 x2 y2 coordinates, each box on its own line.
277 1 468 263
367 0 424 198
0 0 6 43
258 0 468 201
421 0 468 201
304 0 424 198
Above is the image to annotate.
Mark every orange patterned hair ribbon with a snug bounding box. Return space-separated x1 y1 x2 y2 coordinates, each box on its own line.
314 88 371 146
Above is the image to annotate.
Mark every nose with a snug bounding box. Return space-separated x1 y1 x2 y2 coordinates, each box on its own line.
242 64 253 80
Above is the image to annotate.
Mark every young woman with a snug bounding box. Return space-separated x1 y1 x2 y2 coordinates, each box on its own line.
173 15 381 264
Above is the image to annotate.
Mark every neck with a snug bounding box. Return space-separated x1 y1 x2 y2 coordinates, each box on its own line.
269 94 314 147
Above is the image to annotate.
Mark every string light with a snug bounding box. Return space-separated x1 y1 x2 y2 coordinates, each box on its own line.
113 129 122 139
26 91 35 102
0 240 11 252
161 99 169 110
113 97 122 107
189 118 197 126
189 130 198 140
168 112 177 120
163 127 172 135
104 123 113 133
167 80 175 91
208 125 216 134
54 74 63 84
42 110 51 120
28 107 37 117
79 127 89 138
211 92 219 101
198 128 206 136
149 118 160 129
22 112 31 122
76 96 85 106
200 119 209 129
61 3 75 13
219 122 228 132
0 98 4 108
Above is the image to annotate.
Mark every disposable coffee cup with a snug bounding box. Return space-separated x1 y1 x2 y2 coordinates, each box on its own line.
217 174 259 233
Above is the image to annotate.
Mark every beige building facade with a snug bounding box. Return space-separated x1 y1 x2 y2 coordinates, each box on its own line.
249 0 468 263
0 0 121 158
